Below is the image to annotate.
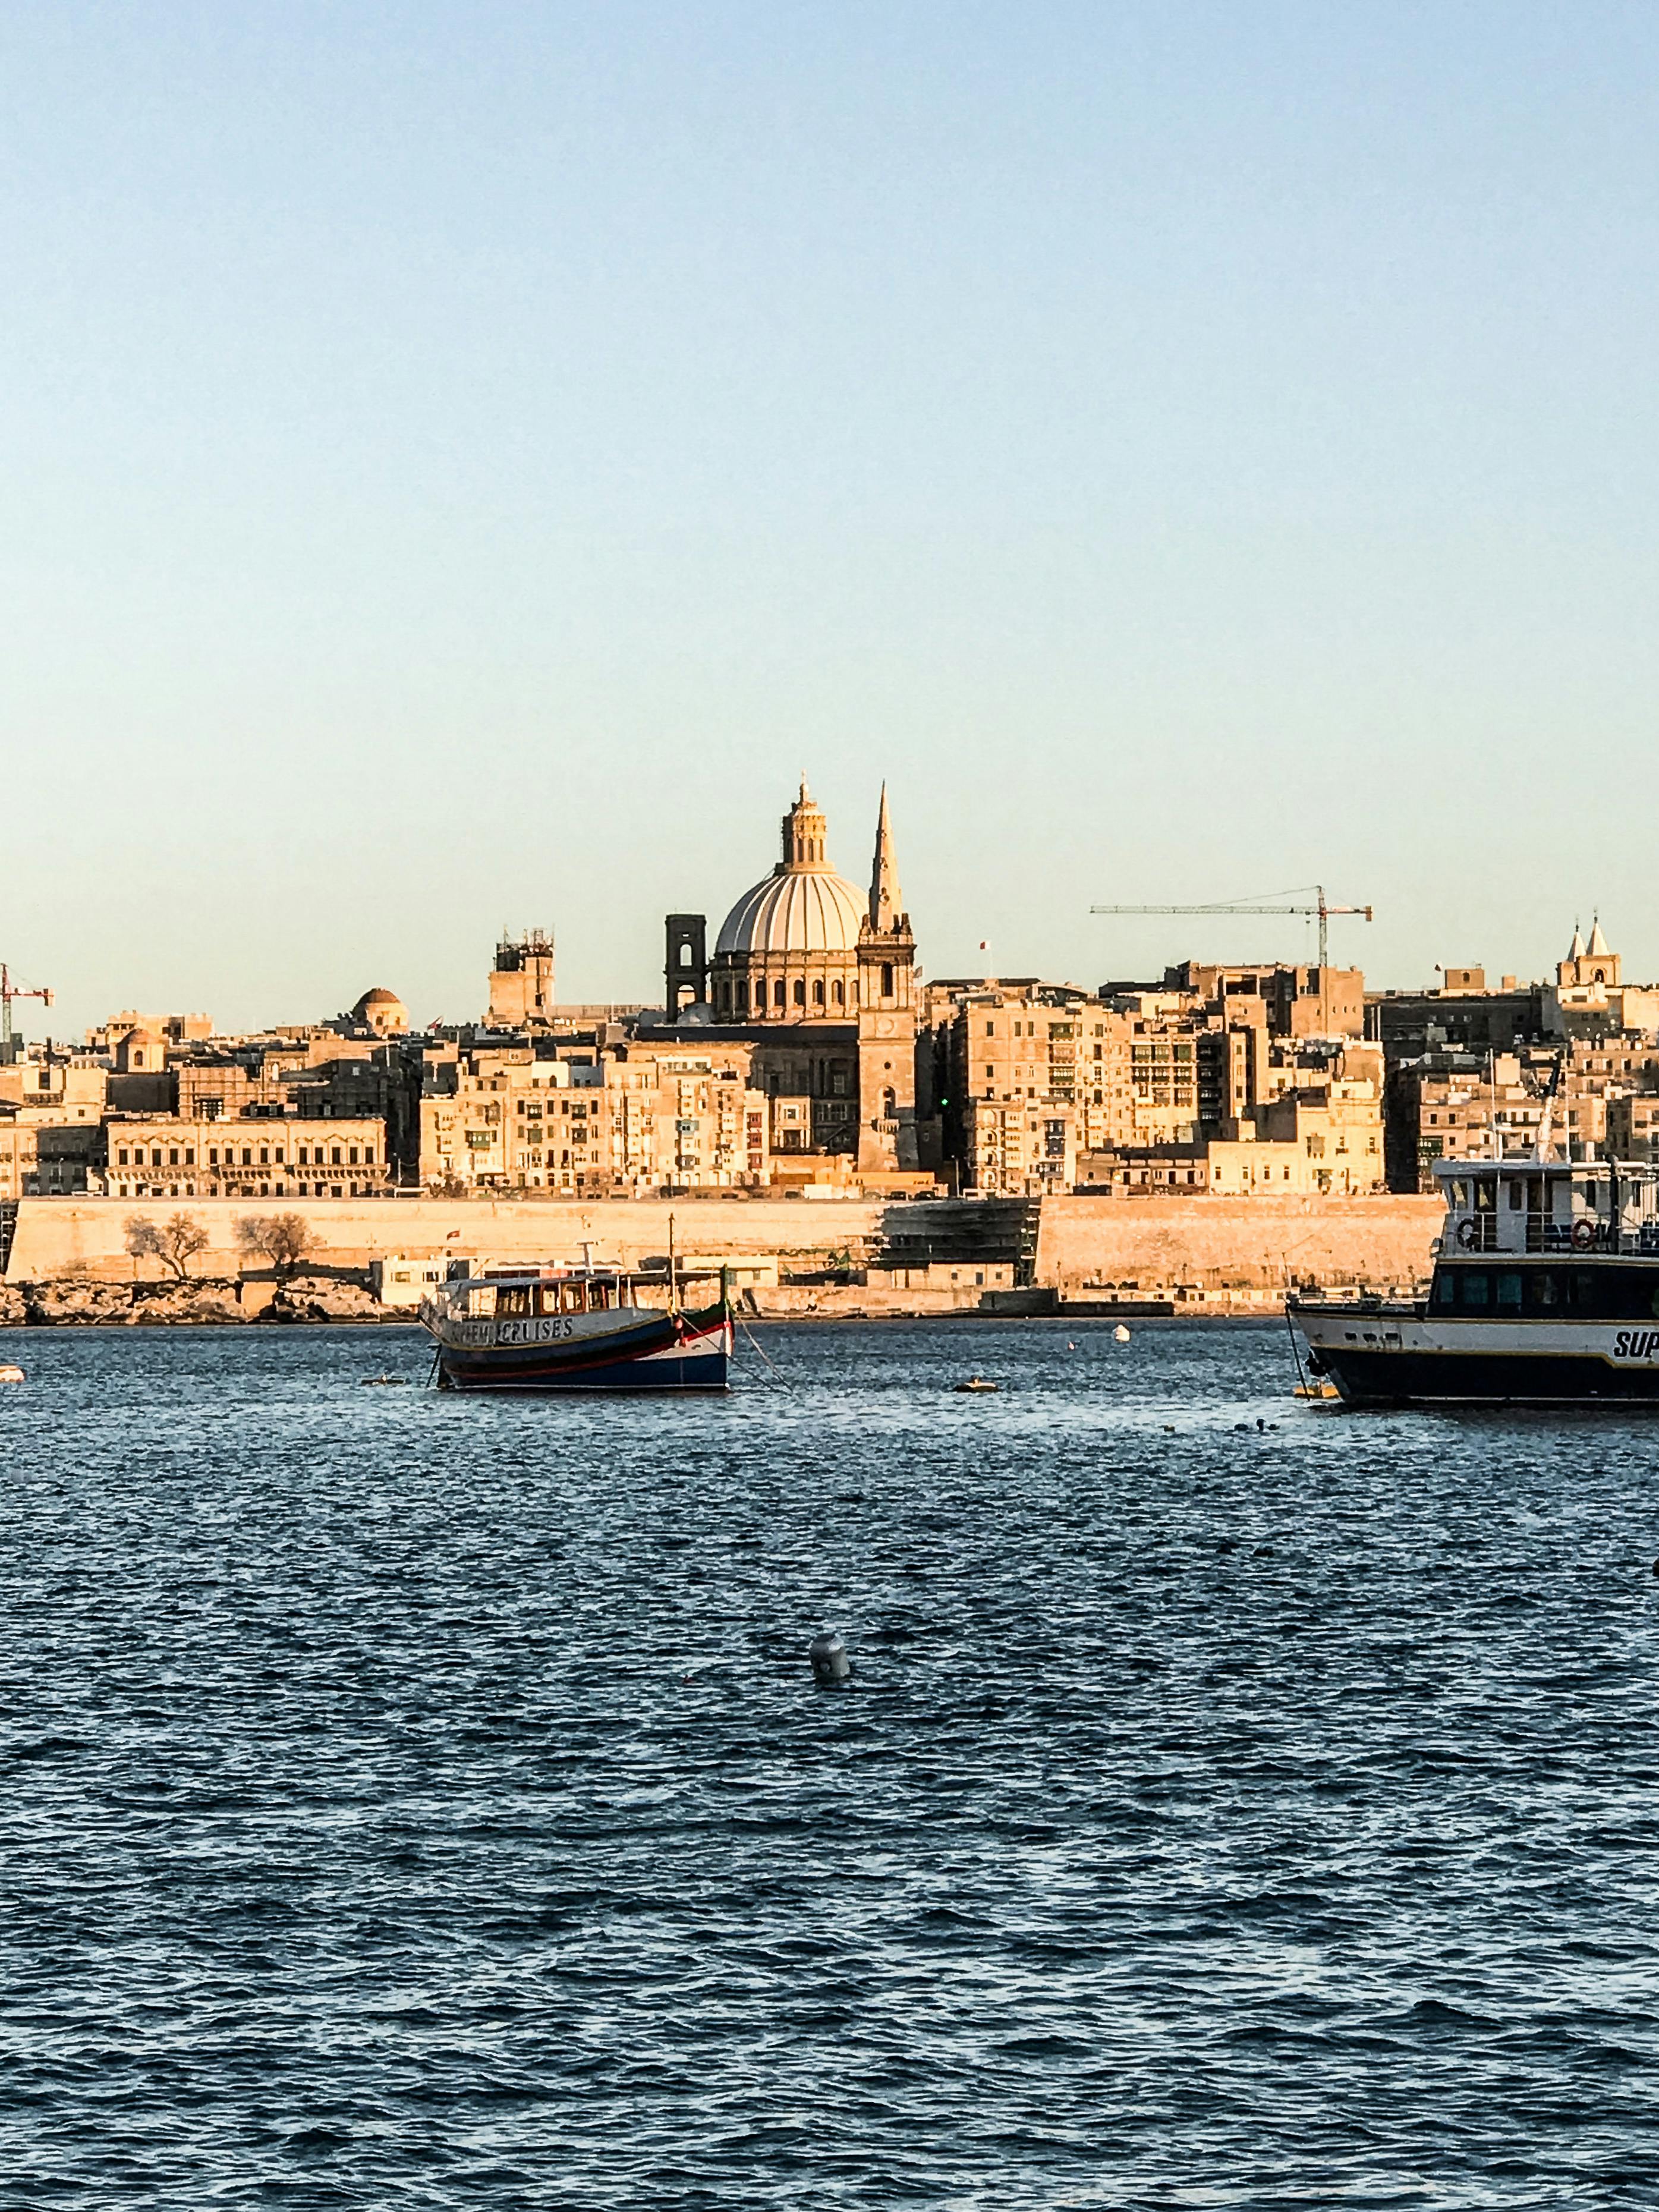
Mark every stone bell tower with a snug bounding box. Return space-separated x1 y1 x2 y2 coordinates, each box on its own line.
856 784 920 1173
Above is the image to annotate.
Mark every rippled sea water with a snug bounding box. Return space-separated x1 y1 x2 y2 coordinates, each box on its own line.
4 1317 1659 2208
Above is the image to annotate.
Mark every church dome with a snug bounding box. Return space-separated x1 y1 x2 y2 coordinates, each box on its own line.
714 781 866 957
352 986 408 1035
716 869 865 956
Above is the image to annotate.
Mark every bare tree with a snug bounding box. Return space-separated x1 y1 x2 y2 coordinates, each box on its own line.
125 1213 209 1280
236 1212 316 1280
124 1217 162 1273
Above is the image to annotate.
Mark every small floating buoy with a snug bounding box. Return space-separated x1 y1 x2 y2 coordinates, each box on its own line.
955 1374 999 1393
360 1373 408 1387
1113 1324 1131 1343
0 1364 23 1384
810 1630 851 1688
1066 1341 1076 1351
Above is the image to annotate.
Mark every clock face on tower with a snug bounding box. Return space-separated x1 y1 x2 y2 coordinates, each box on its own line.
870 1015 897 1038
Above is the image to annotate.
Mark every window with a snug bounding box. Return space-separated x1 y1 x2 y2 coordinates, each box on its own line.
833 981 844 1007
364 1146 374 1164
881 964 894 996
813 979 825 1006
348 1147 358 1165
331 1148 342 1166
241 1149 252 1166
774 980 786 1007
117 1148 129 1166
793 979 805 1006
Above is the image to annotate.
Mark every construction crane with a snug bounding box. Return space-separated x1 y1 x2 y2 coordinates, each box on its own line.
0 964 53 1052
1090 886 1373 1034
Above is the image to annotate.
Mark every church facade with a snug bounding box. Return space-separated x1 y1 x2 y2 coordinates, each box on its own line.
660 782 927 1177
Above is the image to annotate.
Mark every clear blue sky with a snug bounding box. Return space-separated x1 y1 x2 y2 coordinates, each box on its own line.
5 2 1658 1037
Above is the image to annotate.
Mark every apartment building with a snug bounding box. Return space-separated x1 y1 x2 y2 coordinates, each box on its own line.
102 1116 392 1198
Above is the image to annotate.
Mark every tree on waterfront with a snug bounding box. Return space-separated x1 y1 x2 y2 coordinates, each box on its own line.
124 1213 210 1280
236 1212 315 1280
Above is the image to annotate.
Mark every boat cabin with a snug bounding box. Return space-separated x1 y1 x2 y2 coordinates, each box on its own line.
437 1269 639 1322
1434 1158 1659 1257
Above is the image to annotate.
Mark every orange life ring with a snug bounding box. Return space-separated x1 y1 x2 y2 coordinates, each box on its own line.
1571 1217 1598 1251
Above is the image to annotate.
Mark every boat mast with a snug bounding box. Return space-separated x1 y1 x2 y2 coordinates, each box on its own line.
668 1212 678 1313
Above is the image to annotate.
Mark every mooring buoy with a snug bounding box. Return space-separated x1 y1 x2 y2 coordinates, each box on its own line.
810 1630 851 1688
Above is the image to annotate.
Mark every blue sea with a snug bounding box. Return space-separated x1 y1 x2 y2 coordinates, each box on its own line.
2 1317 1657 2208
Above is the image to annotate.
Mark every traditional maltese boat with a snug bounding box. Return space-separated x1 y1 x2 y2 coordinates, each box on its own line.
419 1262 732 1393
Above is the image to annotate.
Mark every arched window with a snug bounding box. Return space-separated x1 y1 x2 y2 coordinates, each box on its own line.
774 979 786 1007
793 978 806 1006
833 980 844 1007
736 980 749 1014
679 946 693 967
813 979 825 1006
882 1087 896 1118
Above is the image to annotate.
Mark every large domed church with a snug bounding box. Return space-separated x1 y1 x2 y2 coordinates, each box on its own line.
660 782 924 1175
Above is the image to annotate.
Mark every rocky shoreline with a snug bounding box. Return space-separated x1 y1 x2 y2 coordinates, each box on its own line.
0 1276 399 1326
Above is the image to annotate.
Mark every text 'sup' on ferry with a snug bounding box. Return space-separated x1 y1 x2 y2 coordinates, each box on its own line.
1290 1153 1659 1407
419 1249 733 1394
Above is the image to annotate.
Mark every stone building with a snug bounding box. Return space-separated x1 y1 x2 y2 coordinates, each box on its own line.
418 1042 771 1194
102 1115 391 1199
660 781 928 1183
487 932 556 1028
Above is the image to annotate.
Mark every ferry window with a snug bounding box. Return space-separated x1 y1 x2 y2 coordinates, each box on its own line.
589 1282 610 1312
1526 1272 1563 1311
1571 1272 1598 1313
1450 1179 1470 1209
1462 1273 1491 1307
1496 1272 1523 1310
1474 1181 1496 1211
535 1284 561 1316
1507 1182 1523 1211
1431 1271 1457 1311
496 1285 531 1317
561 1282 585 1314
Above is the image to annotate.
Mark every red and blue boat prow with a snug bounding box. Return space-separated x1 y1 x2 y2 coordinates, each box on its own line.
420 1264 732 1393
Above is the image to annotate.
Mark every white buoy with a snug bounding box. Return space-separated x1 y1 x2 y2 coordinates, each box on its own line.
1113 1324 1131 1343
0 1364 23 1383
810 1630 851 1688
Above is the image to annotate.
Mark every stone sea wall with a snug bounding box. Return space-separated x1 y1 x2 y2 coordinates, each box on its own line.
1036 1194 1443 1298
5 1195 886 1285
2 1192 1446 1317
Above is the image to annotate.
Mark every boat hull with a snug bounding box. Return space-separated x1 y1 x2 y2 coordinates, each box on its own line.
433 1303 731 1394
1292 1303 1659 1407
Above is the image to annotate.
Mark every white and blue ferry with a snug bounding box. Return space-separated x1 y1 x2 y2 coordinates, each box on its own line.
1290 1157 1659 1406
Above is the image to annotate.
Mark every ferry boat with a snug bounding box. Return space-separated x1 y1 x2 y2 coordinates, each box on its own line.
420 1262 732 1393
1290 1157 1659 1407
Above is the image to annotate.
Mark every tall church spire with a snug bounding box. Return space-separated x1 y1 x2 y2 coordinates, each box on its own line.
868 783 904 930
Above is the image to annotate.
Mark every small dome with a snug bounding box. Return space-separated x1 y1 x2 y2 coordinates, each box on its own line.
716 869 865 957
352 987 408 1034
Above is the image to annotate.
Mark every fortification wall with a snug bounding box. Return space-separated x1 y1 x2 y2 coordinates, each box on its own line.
1035 1194 1442 1295
5 1195 885 1283
7 1191 1443 1299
